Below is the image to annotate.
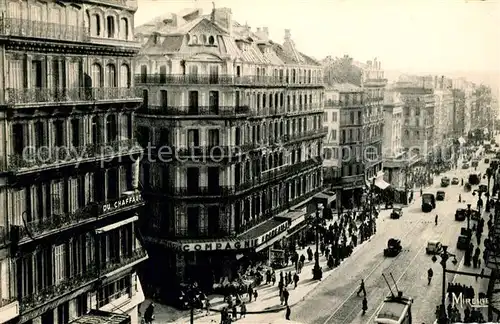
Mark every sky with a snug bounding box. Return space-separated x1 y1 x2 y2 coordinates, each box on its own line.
135 0 500 85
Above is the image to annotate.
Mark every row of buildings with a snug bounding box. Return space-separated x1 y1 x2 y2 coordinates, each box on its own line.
0 2 496 324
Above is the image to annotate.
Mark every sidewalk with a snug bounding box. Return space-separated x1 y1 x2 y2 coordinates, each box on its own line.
172 211 386 323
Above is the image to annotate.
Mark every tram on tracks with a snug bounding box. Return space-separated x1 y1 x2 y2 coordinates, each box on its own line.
374 274 413 324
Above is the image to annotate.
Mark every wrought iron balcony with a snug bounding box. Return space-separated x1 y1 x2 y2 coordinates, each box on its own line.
19 192 144 242
7 139 141 173
134 74 324 87
6 87 140 105
99 247 148 276
20 264 99 312
137 105 250 116
0 18 89 42
284 128 327 143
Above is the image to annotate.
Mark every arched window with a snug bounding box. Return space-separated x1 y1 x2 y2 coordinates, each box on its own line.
91 14 101 36
201 34 207 44
292 69 296 83
91 63 102 87
192 35 198 44
106 64 116 87
120 64 130 88
119 17 129 39
107 16 115 38
208 36 215 45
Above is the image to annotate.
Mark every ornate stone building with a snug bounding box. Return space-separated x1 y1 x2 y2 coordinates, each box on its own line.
134 7 329 292
0 1 147 323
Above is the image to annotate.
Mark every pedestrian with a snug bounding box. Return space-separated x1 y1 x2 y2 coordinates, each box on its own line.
232 304 237 319
253 290 258 301
247 285 253 302
435 214 438 226
293 272 299 288
240 302 246 318
428 268 433 285
285 305 291 320
283 288 290 305
362 297 368 315
357 279 366 297
205 298 211 315
144 302 155 324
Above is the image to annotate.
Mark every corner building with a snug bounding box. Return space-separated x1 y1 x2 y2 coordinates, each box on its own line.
135 8 328 292
0 1 147 323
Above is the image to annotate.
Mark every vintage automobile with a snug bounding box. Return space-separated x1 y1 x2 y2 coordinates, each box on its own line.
384 238 402 257
457 235 470 250
451 177 460 185
464 183 472 192
472 160 479 168
462 163 470 169
421 193 436 213
390 207 403 219
455 208 466 221
469 173 480 185
440 177 450 187
479 184 488 193
426 240 443 254
436 191 446 201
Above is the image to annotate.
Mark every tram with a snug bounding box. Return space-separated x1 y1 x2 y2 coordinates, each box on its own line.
374 274 413 324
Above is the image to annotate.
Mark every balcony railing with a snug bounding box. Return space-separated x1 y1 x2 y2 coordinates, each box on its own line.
20 247 146 312
137 105 250 116
0 18 89 42
239 186 323 232
21 264 99 312
99 247 148 275
135 74 324 86
19 193 144 241
6 87 140 105
7 139 140 173
284 128 328 143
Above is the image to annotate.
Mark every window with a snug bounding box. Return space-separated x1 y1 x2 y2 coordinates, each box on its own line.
119 18 128 39
106 64 116 87
201 34 207 44
187 129 199 148
140 65 147 83
54 120 64 147
71 119 80 147
159 66 167 83
207 206 219 234
208 35 215 45
160 90 168 109
120 64 130 88
32 60 43 88
208 167 219 191
191 35 198 44
91 14 101 36
187 207 200 236
188 91 198 114
332 112 338 122
209 66 219 84
91 116 100 144
209 91 219 113
106 115 117 142
97 276 130 308
91 63 102 87
34 121 45 148
208 129 219 147
106 16 115 38
331 129 337 141
53 244 66 285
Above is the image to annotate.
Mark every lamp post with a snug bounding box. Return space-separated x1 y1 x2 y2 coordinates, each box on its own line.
466 203 472 231
313 203 324 280
433 245 458 324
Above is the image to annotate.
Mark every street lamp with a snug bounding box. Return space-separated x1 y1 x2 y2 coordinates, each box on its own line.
466 203 472 231
313 203 324 280
432 245 458 324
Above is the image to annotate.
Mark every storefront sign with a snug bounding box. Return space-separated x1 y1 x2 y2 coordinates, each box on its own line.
181 240 257 252
102 194 143 214
259 222 289 246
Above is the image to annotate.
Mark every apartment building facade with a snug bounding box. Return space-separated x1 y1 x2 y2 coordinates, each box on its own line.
323 88 340 188
0 1 147 323
134 8 329 292
394 76 436 162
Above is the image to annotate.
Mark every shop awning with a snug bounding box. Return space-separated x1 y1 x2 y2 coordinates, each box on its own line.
374 179 390 190
314 192 336 206
70 310 130 324
95 215 138 234
238 218 289 253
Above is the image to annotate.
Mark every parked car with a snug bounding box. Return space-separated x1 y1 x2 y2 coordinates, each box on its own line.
472 160 479 168
426 240 442 254
436 191 446 201
479 184 488 193
455 208 466 221
390 207 403 219
462 163 470 169
452 177 460 185
384 238 402 257
457 235 470 250
440 177 450 187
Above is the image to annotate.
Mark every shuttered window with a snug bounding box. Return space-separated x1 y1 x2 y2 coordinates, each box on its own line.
53 244 66 284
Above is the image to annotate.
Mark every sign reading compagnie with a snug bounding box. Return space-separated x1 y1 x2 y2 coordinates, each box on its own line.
102 194 143 213
181 240 257 252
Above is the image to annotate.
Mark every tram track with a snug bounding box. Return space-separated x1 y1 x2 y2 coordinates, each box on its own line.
321 218 431 324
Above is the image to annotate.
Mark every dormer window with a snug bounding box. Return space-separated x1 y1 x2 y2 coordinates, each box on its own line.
208 36 215 45
153 34 159 44
192 35 198 44
201 35 207 44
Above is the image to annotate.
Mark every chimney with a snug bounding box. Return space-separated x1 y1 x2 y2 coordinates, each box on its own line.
441 75 445 89
263 27 269 37
284 29 291 41
212 8 233 36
